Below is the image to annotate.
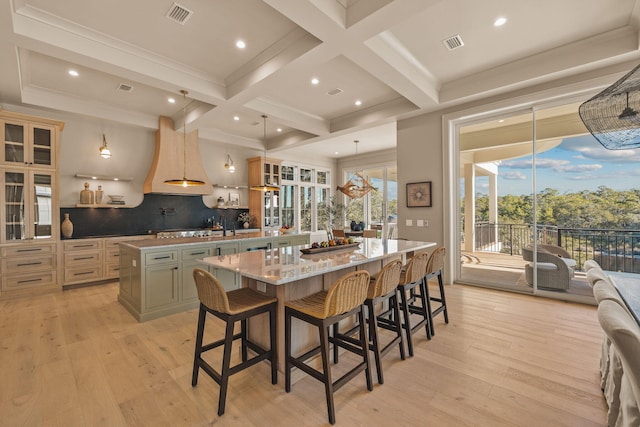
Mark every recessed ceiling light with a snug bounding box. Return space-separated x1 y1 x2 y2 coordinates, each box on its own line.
498 119 505 123
494 17 507 27
236 40 246 49
334 151 339 155
355 100 362 106
68 69 79 77
233 116 240 121
168 97 176 104
276 127 282 132
311 78 319 85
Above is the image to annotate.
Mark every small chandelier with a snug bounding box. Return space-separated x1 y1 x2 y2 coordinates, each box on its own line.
224 154 236 173
164 90 205 187
250 115 280 192
99 134 111 158
336 140 376 199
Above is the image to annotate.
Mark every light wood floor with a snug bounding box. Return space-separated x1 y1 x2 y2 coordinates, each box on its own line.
0 281 607 426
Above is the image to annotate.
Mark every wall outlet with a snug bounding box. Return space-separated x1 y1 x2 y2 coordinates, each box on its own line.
257 281 266 293
423 219 429 227
417 219 424 227
132 259 136 267
405 219 413 226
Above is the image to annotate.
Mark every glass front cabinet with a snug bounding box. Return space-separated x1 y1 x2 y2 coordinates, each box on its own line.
248 156 282 230
1 117 57 169
3 168 55 241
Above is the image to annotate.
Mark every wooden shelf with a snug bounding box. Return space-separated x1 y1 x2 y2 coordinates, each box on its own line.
75 173 133 182
75 203 133 208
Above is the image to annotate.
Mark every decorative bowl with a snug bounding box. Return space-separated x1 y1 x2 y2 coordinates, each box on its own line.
108 195 124 202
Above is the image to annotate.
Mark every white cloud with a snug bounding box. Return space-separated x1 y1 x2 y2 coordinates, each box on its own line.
502 158 600 173
560 164 603 173
560 136 640 163
502 171 527 180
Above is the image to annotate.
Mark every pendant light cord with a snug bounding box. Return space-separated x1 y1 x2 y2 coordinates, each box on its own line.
181 89 188 180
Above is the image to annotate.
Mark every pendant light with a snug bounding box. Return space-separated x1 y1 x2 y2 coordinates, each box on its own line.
224 154 236 173
250 115 280 192
164 90 205 187
336 140 376 199
99 134 111 158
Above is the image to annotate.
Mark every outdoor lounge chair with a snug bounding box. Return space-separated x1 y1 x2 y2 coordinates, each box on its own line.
522 244 577 291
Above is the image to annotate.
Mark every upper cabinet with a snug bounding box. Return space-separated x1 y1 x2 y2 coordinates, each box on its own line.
0 111 63 169
0 111 64 243
248 156 282 230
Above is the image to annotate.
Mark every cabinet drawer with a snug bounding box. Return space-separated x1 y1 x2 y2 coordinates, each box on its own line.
106 247 120 263
2 270 57 291
64 266 103 283
144 250 178 265
2 243 55 257
2 254 56 274
64 250 103 267
63 240 103 251
273 238 292 247
181 246 213 261
105 263 121 279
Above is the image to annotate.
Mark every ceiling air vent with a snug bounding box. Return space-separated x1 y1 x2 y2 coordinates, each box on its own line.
165 2 193 25
327 88 343 96
443 34 464 51
117 83 134 93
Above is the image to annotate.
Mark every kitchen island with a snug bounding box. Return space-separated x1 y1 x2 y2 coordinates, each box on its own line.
118 231 310 321
199 238 436 371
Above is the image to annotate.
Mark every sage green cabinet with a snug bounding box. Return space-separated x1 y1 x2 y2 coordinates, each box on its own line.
181 245 214 302
145 263 179 309
117 234 310 322
213 241 240 290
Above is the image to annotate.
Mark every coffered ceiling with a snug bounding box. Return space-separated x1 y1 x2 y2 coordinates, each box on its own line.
1 0 639 158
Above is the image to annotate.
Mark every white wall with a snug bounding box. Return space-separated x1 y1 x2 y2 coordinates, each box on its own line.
397 113 443 244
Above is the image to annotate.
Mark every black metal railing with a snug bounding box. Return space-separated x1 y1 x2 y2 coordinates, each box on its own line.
474 222 640 273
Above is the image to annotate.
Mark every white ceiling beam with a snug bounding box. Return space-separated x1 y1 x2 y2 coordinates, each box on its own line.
11 4 227 104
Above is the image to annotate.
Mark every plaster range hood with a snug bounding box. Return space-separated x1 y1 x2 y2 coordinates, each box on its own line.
144 116 212 195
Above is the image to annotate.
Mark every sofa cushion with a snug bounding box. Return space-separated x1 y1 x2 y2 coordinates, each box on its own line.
529 262 557 271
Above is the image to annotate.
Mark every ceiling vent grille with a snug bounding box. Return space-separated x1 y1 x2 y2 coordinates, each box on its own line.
117 83 134 93
165 2 193 25
443 34 464 51
327 88 343 96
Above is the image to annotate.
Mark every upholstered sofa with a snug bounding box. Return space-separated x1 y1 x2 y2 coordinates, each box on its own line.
522 244 577 290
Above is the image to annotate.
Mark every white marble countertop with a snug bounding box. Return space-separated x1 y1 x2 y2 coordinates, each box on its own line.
120 230 309 249
200 238 436 285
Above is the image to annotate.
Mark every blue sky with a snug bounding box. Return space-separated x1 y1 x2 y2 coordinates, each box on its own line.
475 134 640 196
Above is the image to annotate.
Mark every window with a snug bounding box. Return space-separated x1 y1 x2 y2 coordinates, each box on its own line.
280 163 331 232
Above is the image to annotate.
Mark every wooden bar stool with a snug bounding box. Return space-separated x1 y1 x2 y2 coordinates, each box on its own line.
333 259 405 384
425 246 449 337
284 270 373 425
397 251 431 357
191 268 277 416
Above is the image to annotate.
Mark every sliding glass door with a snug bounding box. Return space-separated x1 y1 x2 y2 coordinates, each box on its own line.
456 99 616 303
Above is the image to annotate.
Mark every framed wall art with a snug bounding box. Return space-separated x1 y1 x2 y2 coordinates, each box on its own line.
229 192 240 206
406 181 432 207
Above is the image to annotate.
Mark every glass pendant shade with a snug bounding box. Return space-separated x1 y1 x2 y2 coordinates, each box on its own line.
99 134 111 158
224 154 236 173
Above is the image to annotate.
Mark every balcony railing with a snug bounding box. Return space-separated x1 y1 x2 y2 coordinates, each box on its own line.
474 222 640 273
